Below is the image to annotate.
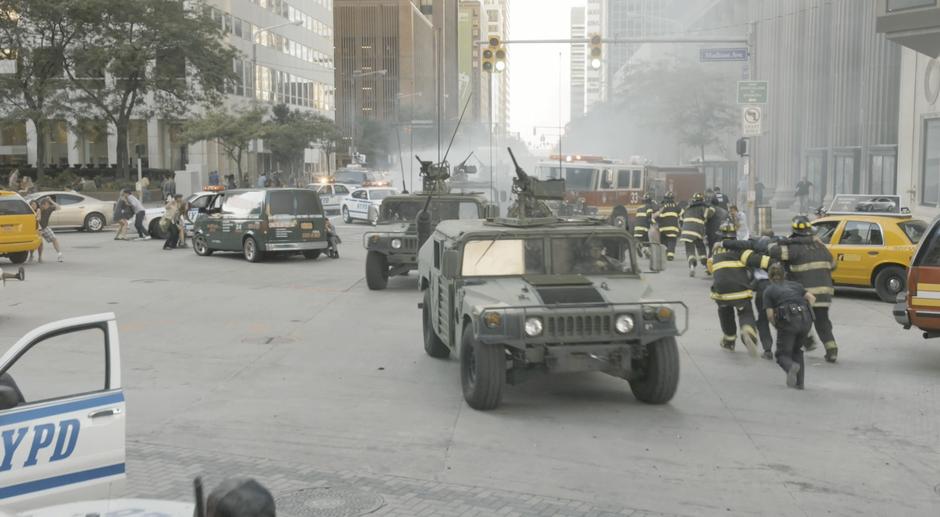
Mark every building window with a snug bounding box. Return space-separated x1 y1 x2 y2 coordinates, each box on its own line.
921 118 940 206
869 152 897 195
833 151 859 195
805 151 828 203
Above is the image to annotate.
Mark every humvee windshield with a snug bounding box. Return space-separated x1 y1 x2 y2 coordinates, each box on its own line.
381 199 481 223
461 234 634 276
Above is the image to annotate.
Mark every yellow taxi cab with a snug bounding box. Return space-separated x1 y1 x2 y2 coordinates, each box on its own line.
811 194 926 303
0 190 40 264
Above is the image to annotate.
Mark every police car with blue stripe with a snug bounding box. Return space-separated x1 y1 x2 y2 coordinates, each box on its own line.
0 313 125 512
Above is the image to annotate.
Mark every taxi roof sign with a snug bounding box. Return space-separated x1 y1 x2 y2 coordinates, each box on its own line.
826 194 908 216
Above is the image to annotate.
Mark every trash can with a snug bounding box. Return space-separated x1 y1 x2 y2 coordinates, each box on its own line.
756 205 773 234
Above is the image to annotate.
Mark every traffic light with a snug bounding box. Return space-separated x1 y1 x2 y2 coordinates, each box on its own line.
736 137 749 157
589 33 602 69
495 47 506 72
482 47 494 73
483 35 505 73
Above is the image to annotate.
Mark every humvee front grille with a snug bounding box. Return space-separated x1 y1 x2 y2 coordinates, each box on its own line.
544 315 612 338
403 237 418 250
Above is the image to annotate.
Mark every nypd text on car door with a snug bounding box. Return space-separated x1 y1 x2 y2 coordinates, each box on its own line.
0 313 125 511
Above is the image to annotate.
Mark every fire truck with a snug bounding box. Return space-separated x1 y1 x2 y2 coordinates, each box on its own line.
534 155 705 228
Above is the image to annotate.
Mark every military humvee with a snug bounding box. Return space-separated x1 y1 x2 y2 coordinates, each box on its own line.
363 156 491 290
364 194 488 290
417 149 686 410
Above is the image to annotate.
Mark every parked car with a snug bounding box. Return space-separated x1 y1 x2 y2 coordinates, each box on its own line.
26 191 114 232
143 190 220 239
0 191 40 264
811 195 926 302
191 188 330 262
334 167 392 189
307 182 351 216
340 187 398 225
895 216 940 337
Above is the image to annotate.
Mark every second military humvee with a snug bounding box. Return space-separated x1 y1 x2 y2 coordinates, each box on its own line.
418 149 686 410
364 194 487 290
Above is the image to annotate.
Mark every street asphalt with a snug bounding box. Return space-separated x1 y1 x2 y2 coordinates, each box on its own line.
0 220 938 517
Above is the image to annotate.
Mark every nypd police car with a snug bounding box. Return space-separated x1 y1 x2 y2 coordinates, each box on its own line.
341 187 398 225
0 313 125 512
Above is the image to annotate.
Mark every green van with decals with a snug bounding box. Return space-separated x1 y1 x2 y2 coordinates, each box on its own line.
191 188 329 262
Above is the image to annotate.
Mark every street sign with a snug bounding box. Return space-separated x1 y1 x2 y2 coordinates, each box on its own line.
0 60 15 74
738 80 768 104
700 48 749 62
742 106 762 136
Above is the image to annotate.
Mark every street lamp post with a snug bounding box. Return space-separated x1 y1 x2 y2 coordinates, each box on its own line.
349 69 387 164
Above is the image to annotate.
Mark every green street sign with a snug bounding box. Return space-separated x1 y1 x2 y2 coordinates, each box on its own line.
737 81 768 104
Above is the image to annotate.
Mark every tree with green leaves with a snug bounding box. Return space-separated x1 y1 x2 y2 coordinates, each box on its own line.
0 0 81 179
181 104 267 184
63 0 238 179
265 104 343 180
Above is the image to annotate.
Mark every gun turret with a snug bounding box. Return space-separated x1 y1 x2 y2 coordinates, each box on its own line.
506 147 565 220
416 154 451 194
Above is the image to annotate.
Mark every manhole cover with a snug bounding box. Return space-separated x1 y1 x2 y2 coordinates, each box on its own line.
131 278 169 284
277 487 384 517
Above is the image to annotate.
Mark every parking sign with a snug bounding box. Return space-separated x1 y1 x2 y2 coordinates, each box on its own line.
742 106 762 136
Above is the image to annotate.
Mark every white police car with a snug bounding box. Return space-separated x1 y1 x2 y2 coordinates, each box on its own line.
340 187 398 225
143 190 221 239
0 313 125 512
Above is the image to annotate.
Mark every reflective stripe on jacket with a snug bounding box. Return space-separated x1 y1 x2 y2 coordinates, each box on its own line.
680 203 712 243
768 238 836 306
656 202 681 236
710 245 771 305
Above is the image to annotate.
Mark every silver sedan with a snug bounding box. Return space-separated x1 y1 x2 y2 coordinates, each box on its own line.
27 191 115 232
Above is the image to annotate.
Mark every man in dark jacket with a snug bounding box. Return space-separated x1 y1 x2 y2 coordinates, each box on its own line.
764 262 816 389
705 192 729 258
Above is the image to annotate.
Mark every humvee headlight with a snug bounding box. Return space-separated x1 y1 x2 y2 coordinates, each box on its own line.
524 317 543 337
656 307 674 322
483 311 503 328
615 314 635 334
391 238 402 249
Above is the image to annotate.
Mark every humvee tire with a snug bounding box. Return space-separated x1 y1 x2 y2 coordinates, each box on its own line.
460 324 505 410
366 251 389 290
629 337 679 404
423 291 449 358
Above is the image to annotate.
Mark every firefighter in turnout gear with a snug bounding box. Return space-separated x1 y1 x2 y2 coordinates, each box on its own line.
722 215 839 363
710 221 772 356
680 192 714 277
655 192 680 261
633 192 656 257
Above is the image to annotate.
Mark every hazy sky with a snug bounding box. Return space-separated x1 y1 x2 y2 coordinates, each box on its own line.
508 0 586 148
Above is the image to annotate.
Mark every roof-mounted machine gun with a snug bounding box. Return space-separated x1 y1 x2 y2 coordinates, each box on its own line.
416 155 451 194
506 147 565 221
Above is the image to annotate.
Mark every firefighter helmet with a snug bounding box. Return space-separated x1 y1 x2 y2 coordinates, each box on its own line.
791 215 814 236
690 192 705 203
642 192 652 202
663 191 675 202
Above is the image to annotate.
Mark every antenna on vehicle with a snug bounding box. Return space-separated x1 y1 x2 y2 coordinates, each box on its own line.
194 477 206 517
396 125 408 194
441 93 473 166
